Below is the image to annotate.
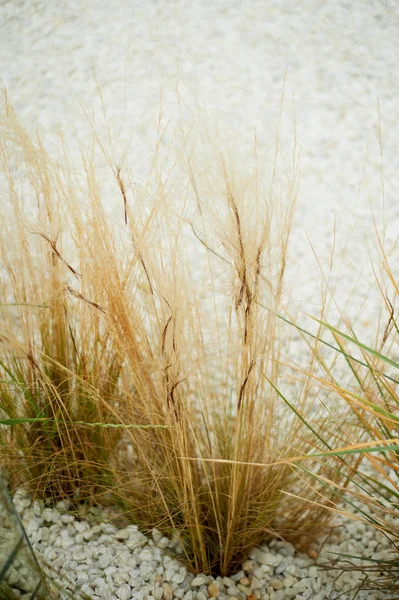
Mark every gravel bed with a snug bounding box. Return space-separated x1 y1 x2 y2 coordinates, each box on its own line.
0 489 394 600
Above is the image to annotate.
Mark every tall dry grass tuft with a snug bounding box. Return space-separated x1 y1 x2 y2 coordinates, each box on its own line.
0 92 358 575
0 95 123 504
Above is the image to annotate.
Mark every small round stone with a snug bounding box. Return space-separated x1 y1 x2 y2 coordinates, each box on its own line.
208 582 220 597
191 575 207 587
162 583 173 600
270 579 284 590
115 584 131 600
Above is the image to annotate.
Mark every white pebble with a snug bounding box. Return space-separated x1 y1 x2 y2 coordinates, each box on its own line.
60 514 75 524
308 566 318 578
191 575 207 587
258 553 282 567
74 551 88 562
115 529 130 541
154 588 164 600
99 555 112 569
251 576 263 589
172 572 185 585
91 577 106 589
285 565 300 578
115 584 131 600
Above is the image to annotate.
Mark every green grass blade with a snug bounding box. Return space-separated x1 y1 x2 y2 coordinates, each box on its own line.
264 375 334 451
255 302 399 385
294 463 384 529
310 443 399 460
313 318 399 371
0 360 38 416
0 535 24 582
29 579 43 600
332 333 364 389
0 417 168 429
327 552 399 566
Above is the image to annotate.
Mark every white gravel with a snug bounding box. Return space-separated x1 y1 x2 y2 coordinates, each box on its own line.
1 1 399 599
0 489 394 600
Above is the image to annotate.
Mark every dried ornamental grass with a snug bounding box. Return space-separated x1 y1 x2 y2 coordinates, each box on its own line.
0 92 358 575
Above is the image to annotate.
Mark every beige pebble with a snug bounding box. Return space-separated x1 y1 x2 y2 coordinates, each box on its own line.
208 582 220 597
283 574 296 588
270 578 284 590
242 560 255 573
163 582 173 600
